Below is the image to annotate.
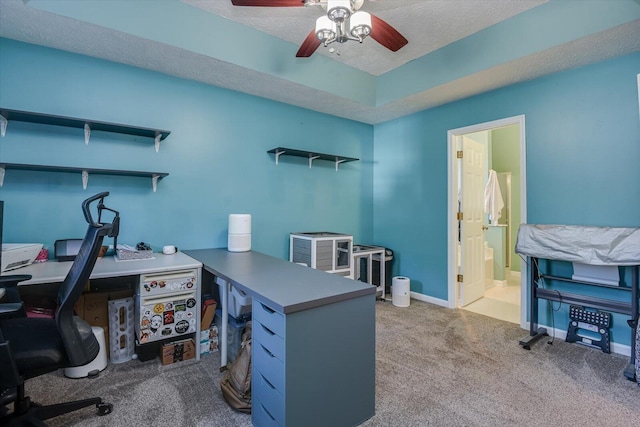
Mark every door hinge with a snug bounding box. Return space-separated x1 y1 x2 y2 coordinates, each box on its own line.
457 274 463 282
457 151 463 158
457 212 463 220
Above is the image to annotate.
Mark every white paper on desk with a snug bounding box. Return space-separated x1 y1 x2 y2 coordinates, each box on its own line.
113 254 155 262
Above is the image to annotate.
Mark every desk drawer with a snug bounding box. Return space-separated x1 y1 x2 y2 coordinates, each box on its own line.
253 397 282 427
253 371 284 425
254 339 285 392
253 319 285 362
253 300 284 337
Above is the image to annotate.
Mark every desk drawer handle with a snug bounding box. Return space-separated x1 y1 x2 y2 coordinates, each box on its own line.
261 374 276 390
261 344 275 358
260 303 276 314
261 324 276 336
260 403 276 421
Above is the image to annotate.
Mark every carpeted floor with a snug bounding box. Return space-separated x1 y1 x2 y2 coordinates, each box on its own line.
22 299 640 426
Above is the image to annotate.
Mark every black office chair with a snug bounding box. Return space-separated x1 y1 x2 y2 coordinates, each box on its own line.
0 192 120 426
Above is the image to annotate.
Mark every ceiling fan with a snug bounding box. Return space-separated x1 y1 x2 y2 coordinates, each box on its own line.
230 0 408 57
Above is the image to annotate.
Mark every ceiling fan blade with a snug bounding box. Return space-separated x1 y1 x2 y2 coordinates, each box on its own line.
370 15 408 52
296 29 322 57
231 0 304 6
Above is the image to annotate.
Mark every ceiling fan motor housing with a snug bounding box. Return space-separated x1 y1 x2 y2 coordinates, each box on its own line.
327 0 353 23
318 0 370 44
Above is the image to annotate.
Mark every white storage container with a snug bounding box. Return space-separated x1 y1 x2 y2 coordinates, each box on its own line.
228 214 251 252
215 276 252 319
392 276 410 307
64 326 108 378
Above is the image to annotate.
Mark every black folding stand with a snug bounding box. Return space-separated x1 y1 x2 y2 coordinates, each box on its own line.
519 257 639 381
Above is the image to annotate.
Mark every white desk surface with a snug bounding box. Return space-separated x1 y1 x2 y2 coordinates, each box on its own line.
1 251 202 285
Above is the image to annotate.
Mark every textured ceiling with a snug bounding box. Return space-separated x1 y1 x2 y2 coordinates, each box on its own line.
1 0 639 124
183 0 548 76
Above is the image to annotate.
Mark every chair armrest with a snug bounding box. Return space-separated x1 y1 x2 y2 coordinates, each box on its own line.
0 275 32 288
0 303 24 316
0 275 31 318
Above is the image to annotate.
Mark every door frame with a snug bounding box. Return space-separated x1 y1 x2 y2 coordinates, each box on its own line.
446 115 528 328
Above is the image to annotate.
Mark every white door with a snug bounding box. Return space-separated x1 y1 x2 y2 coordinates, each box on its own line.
459 136 485 306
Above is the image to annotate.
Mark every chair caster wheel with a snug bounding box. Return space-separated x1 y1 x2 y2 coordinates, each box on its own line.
96 402 113 416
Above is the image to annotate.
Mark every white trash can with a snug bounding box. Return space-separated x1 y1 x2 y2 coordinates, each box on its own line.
64 326 108 378
392 276 410 307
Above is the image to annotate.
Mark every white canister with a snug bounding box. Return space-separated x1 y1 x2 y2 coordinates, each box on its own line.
228 214 251 235
392 276 410 307
64 326 108 378
228 214 251 252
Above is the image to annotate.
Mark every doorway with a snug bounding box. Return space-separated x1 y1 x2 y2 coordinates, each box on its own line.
447 116 527 328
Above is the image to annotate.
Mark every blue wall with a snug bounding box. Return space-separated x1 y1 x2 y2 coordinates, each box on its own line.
0 39 374 260
374 52 640 345
2 38 639 346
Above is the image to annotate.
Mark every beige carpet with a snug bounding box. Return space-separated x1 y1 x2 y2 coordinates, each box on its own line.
21 299 640 426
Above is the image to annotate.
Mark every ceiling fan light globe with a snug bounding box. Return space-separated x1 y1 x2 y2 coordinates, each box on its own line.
315 16 336 42
350 11 371 39
327 0 351 22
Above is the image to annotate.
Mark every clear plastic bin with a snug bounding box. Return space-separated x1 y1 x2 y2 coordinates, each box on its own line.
214 308 249 363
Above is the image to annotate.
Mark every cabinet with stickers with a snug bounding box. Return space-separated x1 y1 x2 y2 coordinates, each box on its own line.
134 269 200 358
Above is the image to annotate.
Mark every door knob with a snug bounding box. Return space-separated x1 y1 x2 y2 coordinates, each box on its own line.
482 226 489 231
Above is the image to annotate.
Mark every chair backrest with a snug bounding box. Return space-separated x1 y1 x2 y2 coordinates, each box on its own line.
55 192 118 366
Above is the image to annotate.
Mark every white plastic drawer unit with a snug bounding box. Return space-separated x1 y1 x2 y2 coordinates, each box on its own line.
135 270 199 344
139 270 197 297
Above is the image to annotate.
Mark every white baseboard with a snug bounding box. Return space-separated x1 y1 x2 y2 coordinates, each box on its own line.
493 279 508 287
523 323 631 357
410 292 449 308
410 297 632 357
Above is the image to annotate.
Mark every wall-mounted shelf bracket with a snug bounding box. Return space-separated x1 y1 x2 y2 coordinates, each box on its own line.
274 149 287 165
267 147 358 171
82 170 89 189
155 134 162 152
84 123 91 145
0 166 5 186
309 155 320 168
0 114 7 137
152 174 160 192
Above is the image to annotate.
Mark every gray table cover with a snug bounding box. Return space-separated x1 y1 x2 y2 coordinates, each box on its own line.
516 224 640 266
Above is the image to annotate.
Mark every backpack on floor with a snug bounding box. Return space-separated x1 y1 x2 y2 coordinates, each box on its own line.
221 321 252 413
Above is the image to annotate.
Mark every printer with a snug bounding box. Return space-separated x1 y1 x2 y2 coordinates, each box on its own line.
1 243 43 272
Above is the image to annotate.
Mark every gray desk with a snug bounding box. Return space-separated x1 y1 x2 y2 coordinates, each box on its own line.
2 252 204 359
185 248 376 427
